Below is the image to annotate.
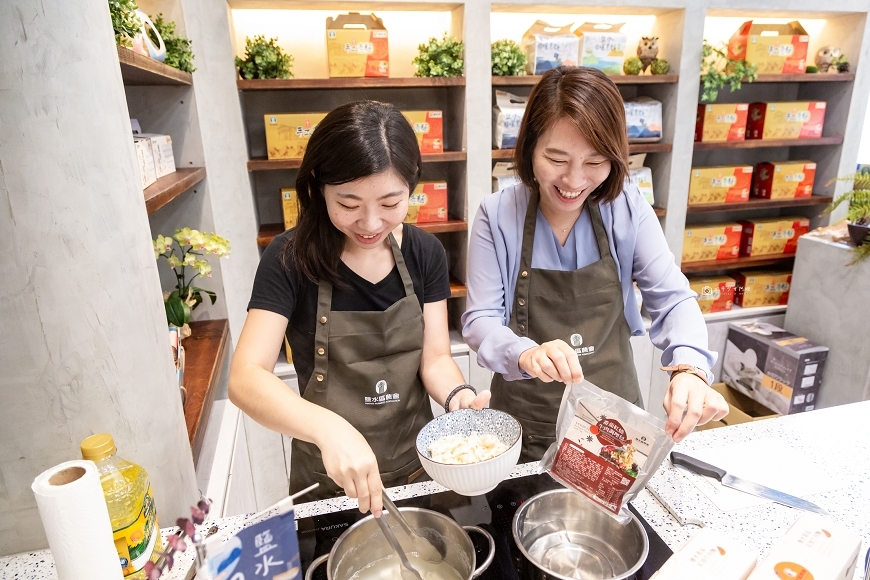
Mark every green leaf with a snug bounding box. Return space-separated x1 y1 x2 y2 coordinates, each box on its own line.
165 296 190 327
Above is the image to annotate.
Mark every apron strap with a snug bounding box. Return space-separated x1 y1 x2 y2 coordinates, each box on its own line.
387 231 415 299
587 201 613 261
514 189 540 337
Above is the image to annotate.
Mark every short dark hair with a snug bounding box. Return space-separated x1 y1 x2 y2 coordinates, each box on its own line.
514 66 628 204
285 100 422 286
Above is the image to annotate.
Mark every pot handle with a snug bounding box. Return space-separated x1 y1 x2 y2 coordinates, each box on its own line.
304 554 329 580
463 525 495 578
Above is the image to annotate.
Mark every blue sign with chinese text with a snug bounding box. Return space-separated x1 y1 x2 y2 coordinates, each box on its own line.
203 510 301 580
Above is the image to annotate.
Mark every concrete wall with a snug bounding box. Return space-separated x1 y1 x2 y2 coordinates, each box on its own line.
0 0 197 555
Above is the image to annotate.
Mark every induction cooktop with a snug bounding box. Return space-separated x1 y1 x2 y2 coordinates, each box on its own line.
297 472 672 579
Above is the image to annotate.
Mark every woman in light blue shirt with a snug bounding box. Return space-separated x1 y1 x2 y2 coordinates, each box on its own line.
463 67 728 462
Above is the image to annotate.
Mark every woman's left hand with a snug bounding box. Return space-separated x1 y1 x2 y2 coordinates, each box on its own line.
449 389 492 412
663 374 729 443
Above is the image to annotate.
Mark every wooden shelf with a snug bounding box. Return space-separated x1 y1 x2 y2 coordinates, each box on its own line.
144 168 206 215
258 220 468 247
492 142 672 159
117 45 192 86
694 136 843 151
238 77 465 90
449 278 466 298
493 74 678 86
249 151 466 171
749 73 855 83
653 207 666 217
184 319 229 467
681 253 796 274
686 195 833 214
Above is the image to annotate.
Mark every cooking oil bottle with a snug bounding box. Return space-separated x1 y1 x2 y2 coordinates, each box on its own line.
81 433 162 579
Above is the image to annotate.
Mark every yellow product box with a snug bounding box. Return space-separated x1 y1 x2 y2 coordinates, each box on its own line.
403 111 443 154
695 103 749 142
405 181 448 223
746 102 826 140
326 12 389 78
281 188 299 230
738 217 809 256
264 113 328 160
732 271 791 307
727 21 810 75
682 223 743 263
753 160 816 199
688 165 753 205
687 276 736 314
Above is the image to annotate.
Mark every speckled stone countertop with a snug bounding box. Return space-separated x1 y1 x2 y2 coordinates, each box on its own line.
4 401 869 579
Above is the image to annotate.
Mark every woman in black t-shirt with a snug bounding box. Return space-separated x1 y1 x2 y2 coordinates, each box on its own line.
230 101 489 517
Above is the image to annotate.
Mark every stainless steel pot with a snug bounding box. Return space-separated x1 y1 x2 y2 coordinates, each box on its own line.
305 507 495 580
512 489 649 580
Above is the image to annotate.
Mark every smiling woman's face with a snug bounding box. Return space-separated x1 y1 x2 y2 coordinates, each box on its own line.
323 169 410 250
532 117 612 215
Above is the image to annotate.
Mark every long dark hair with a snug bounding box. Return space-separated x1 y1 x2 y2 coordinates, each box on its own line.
285 100 422 286
514 66 629 204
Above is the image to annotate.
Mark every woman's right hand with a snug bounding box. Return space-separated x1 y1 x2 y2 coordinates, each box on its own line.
316 417 384 517
518 339 584 384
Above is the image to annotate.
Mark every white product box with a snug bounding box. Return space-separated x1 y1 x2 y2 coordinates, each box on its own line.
747 513 861 580
628 153 654 205
576 22 627 75
522 21 580 75
492 90 528 149
138 134 176 179
133 137 157 190
651 528 757 580
624 97 663 142
492 162 522 193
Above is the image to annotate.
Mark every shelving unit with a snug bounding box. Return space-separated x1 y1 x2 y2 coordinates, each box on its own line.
693 136 844 150
492 73 679 86
247 151 467 171
144 167 207 215
686 195 833 214
183 319 230 467
681 254 796 275
117 45 192 86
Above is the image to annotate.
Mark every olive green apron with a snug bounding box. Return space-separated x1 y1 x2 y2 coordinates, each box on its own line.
490 190 641 463
289 233 433 500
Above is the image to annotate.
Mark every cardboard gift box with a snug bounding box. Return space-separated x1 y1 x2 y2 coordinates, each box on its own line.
264 113 327 160
628 154 654 205
694 382 779 431
753 160 816 199
522 21 579 75
576 22 626 75
624 97 662 142
747 513 861 580
688 276 736 314
404 181 447 223
133 136 157 189
281 188 298 231
746 102 826 140
728 20 810 75
649 526 759 578
137 133 176 179
732 270 792 307
682 223 743 263
695 103 749 142
721 320 827 415
738 217 810 256
326 12 389 78
688 165 754 205
403 110 443 154
492 90 527 149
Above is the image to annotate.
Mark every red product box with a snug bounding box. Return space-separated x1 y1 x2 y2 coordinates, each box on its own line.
738 217 810 257
753 160 816 199
695 104 749 142
746 102 826 140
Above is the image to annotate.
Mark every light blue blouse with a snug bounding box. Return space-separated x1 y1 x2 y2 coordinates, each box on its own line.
461 182 716 383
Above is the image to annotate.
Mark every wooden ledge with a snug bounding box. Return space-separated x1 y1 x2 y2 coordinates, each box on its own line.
184 319 229 467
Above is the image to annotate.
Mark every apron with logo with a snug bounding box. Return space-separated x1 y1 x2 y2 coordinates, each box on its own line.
490 190 641 463
289 233 433 500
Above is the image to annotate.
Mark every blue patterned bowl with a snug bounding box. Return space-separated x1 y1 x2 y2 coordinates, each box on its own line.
416 408 522 496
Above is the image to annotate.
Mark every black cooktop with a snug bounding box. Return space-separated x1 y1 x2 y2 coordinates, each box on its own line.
297 472 671 579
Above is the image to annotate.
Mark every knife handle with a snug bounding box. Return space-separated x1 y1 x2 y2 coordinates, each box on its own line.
671 452 726 481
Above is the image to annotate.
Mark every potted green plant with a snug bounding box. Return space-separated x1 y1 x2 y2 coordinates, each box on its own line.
109 0 142 47
413 33 464 77
153 228 231 336
700 39 757 103
825 172 870 263
491 39 526 76
235 35 294 79
149 14 196 73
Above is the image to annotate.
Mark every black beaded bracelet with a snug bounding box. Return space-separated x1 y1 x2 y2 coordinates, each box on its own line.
444 384 477 414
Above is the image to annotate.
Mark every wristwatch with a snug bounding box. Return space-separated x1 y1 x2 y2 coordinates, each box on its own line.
661 364 712 386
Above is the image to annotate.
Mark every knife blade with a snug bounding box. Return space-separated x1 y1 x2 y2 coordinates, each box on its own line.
671 451 829 515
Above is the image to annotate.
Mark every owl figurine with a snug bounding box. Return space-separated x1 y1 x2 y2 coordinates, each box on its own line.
815 46 841 73
637 37 659 73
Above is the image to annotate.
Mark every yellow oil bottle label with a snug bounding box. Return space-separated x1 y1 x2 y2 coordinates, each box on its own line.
113 484 160 575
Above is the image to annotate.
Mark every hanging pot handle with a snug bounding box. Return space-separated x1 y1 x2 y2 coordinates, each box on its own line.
304 554 329 580
463 525 495 578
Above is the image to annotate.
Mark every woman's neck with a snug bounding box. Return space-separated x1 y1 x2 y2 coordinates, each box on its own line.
539 197 583 245
340 223 403 284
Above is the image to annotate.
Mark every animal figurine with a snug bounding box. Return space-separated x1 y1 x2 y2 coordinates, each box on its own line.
815 46 841 73
637 37 659 73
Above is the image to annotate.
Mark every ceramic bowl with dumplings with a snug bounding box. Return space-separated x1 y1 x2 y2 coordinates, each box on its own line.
416 408 522 496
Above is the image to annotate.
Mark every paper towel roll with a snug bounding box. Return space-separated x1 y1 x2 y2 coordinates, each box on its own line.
31 460 124 580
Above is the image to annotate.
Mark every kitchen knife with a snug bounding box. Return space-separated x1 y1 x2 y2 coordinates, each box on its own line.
671 451 829 515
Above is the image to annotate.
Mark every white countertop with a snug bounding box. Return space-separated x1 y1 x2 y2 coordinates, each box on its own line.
4 400 869 579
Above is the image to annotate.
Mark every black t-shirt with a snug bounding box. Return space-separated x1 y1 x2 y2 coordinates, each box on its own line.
248 224 451 391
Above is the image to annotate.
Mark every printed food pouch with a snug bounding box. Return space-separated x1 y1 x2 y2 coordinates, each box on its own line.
540 380 675 524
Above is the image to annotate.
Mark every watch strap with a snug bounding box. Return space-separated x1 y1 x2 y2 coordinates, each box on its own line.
661 364 712 386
